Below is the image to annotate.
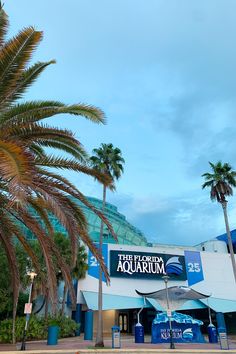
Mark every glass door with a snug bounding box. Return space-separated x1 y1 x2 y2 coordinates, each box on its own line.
119 312 128 333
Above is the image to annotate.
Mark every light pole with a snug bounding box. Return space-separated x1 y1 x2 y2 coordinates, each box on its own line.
20 270 37 351
162 275 175 350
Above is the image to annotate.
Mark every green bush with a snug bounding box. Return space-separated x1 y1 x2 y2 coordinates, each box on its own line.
0 315 79 343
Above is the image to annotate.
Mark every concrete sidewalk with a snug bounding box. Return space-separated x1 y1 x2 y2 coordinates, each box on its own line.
1 335 236 353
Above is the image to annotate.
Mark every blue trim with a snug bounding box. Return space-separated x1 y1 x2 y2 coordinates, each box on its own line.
82 291 152 311
216 229 236 245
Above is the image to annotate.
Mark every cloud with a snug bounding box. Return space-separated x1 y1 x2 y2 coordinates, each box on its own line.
110 192 236 246
6 0 236 246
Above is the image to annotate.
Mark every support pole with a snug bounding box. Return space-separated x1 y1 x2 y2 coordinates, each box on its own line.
162 275 175 350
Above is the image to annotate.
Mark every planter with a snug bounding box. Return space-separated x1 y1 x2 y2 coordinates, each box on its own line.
47 325 59 345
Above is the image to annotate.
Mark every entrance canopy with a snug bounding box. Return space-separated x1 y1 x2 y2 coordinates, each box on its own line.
136 286 210 311
81 290 236 313
82 291 162 311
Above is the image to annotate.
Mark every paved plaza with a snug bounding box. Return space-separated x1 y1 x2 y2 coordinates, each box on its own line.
1 335 236 353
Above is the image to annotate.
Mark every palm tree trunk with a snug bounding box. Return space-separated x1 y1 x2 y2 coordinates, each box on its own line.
44 287 49 320
12 299 17 344
60 284 67 316
221 201 236 282
95 184 106 347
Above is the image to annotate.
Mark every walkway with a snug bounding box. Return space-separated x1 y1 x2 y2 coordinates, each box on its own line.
1 335 236 353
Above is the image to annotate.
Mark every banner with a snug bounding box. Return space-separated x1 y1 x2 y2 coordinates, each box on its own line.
88 243 108 282
184 251 204 286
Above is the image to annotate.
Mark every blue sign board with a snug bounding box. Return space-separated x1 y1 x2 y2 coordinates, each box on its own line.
88 243 108 282
110 250 187 280
184 251 204 286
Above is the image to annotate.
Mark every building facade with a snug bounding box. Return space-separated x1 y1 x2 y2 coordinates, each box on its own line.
77 239 236 336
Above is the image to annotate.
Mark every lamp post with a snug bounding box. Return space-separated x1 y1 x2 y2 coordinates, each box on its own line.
20 271 37 351
162 275 175 350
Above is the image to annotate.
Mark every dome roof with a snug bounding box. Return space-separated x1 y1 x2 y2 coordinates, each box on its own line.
74 196 148 246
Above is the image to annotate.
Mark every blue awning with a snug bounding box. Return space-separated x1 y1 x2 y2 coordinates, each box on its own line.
179 300 207 310
82 291 153 311
200 298 236 313
145 298 164 311
82 291 236 313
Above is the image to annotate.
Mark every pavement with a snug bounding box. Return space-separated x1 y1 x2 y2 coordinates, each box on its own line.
1 335 236 353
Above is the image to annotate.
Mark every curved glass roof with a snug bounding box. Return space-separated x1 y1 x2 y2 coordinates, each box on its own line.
76 197 148 246
26 196 148 246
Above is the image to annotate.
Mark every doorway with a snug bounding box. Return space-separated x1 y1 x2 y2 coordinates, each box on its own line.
118 312 129 333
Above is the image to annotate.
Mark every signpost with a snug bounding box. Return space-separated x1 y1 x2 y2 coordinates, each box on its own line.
24 303 32 315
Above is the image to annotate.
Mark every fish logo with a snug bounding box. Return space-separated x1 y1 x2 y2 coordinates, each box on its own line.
165 256 183 275
182 328 193 340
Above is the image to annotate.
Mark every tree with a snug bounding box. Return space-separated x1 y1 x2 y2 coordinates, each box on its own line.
90 143 125 347
0 243 30 320
52 233 88 315
0 4 116 342
202 161 236 281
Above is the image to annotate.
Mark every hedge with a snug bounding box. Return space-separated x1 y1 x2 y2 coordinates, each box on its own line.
0 315 79 343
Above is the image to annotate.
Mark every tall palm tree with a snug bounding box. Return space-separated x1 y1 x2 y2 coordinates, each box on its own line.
90 143 125 347
0 4 116 342
202 161 236 282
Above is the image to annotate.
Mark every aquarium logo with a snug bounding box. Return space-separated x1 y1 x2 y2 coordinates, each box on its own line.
165 256 183 275
182 328 193 340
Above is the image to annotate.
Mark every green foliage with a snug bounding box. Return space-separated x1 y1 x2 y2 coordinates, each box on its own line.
0 316 79 343
90 143 125 182
202 161 236 203
0 242 29 320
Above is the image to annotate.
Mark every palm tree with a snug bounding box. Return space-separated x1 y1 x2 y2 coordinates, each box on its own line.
202 161 236 282
90 143 125 347
0 4 116 342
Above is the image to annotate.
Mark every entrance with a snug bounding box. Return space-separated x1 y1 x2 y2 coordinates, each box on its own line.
119 312 129 333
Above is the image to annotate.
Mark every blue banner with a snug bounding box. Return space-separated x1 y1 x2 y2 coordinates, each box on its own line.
184 251 204 286
88 243 108 282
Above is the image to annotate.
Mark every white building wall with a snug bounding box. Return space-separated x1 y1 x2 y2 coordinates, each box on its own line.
78 243 236 304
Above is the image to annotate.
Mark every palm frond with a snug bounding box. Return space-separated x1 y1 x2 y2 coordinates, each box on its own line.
35 155 112 186
1 101 105 125
0 4 8 47
1 60 56 105
0 28 42 106
0 139 35 201
18 209 58 313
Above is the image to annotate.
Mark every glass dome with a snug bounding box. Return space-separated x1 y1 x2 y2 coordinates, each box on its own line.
26 196 148 246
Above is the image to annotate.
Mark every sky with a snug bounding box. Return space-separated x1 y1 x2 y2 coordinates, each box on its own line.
4 0 236 245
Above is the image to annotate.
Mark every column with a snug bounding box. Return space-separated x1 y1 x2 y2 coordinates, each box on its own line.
72 303 82 336
84 310 93 340
216 312 226 331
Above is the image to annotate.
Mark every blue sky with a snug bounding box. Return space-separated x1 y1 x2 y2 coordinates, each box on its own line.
5 0 236 245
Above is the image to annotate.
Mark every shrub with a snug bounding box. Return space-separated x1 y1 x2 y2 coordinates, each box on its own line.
0 316 79 343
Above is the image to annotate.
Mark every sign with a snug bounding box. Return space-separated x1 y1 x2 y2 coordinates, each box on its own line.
113 332 120 348
152 323 205 343
110 250 186 280
218 331 229 350
88 243 108 282
184 251 204 286
161 328 183 340
24 303 32 314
